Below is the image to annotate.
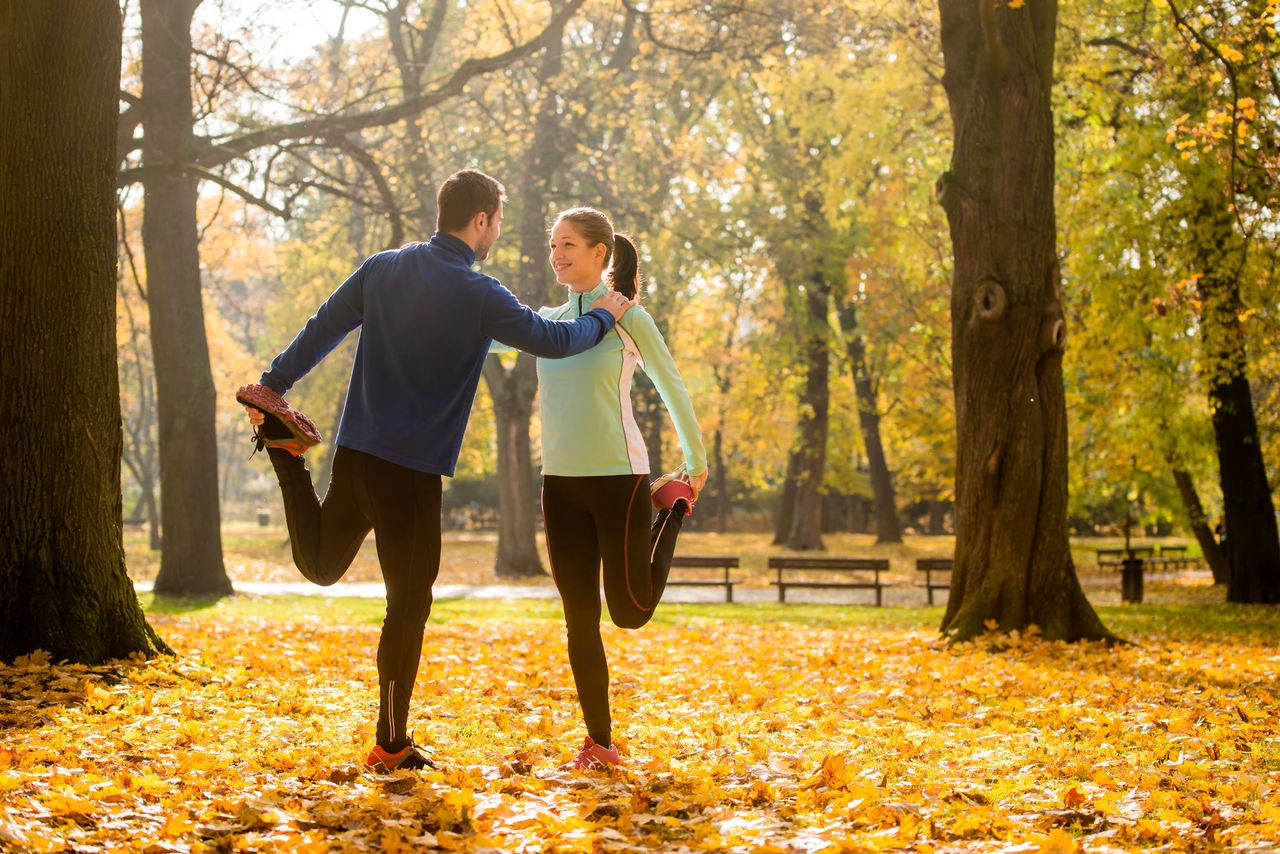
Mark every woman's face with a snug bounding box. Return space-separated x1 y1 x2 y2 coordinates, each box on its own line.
549 220 607 290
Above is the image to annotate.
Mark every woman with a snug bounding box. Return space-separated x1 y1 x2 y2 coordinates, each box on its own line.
522 206 708 770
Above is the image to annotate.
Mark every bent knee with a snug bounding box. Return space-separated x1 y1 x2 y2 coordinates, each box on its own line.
610 611 652 630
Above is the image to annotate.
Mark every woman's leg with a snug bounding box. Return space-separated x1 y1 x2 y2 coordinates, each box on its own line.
542 476 611 747
595 474 686 629
267 445 372 585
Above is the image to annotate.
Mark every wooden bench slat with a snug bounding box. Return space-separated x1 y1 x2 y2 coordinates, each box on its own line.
767 557 888 570
767 556 887 605
670 556 740 568
666 555 741 602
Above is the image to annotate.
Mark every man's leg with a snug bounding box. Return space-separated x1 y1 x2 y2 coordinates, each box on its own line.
362 454 443 752
268 446 372 586
542 476 612 749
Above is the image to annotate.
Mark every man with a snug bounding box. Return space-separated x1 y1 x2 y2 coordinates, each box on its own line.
237 169 634 772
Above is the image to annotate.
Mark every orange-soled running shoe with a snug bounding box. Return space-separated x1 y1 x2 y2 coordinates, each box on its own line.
364 741 436 772
235 382 322 457
650 465 695 515
565 736 621 771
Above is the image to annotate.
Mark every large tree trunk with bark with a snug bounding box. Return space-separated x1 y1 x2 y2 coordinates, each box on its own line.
141 0 231 596
774 450 802 545
786 273 830 551
0 1 170 662
837 301 902 544
485 355 544 577
935 0 1113 642
1170 468 1228 584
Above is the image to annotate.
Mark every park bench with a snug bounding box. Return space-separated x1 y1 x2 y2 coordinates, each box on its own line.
1095 545 1154 570
916 557 953 605
1145 545 1202 571
767 556 888 606
667 555 741 602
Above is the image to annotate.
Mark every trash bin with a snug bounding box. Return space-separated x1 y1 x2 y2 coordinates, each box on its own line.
257 508 270 527
1121 556 1144 603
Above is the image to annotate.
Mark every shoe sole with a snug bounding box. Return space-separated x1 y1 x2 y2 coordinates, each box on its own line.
236 383 322 452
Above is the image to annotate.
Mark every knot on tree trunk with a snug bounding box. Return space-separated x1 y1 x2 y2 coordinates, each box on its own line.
1041 301 1066 353
971 277 1007 324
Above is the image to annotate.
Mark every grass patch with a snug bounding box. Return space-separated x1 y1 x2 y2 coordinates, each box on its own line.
141 591 1280 643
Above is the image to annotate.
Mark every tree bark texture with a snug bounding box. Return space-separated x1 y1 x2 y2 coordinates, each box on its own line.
0 1 169 662
1171 468 1228 585
773 449 802 545
837 301 902 544
485 355 544 578
140 0 231 596
936 0 1113 642
786 272 830 551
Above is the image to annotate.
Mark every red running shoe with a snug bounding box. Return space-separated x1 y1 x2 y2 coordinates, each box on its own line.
235 383 322 457
565 736 621 771
365 741 436 772
650 465 694 514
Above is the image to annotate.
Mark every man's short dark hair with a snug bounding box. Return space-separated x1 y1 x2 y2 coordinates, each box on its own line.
436 169 506 233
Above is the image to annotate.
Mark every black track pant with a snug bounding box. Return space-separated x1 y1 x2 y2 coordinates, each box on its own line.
267 446 441 749
541 473 685 744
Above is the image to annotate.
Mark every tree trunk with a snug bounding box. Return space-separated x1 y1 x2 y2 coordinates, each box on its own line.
927 500 949 535
786 274 830 551
1205 352 1280 602
313 377 350 497
936 0 1113 642
837 301 902 543
0 1 169 662
485 355 544 578
713 427 729 533
1192 211 1280 602
774 449 802 545
1170 468 1227 584
141 0 231 596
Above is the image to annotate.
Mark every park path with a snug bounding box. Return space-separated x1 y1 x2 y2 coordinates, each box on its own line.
133 579 917 606
135 568 1215 608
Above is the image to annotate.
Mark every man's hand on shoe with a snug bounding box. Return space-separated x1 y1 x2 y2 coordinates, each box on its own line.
589 290 637 321
244 406 265 427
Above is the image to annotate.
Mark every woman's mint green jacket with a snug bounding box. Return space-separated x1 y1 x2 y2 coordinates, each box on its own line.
492 281 707 478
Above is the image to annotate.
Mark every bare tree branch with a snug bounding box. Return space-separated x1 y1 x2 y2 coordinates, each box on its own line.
116 0 587 185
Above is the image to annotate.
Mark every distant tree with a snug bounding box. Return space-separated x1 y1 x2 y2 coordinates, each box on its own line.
0 1 169 662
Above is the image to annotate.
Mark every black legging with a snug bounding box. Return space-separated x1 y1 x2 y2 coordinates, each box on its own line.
268 445 441 750
541 473 685 746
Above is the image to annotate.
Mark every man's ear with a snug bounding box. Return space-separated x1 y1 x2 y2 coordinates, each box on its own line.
472 210 488 231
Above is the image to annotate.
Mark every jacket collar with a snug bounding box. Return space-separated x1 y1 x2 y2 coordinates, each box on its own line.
429 232 477 267
572 281 611 312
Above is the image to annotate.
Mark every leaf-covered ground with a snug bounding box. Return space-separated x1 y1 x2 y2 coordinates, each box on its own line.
2 597 1278 852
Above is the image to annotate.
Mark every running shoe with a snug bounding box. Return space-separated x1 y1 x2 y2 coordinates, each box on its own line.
365 741 436 772
565 736 621 771
235 382 322 457
650 464 695 514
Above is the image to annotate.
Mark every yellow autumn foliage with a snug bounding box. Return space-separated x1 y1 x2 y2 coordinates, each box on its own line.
1 609 1278 851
